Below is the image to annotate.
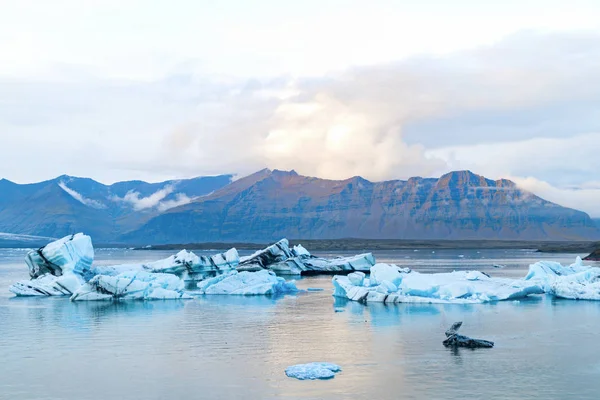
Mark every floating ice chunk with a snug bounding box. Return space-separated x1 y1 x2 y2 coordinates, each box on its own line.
292 244 311 258
544 266 600 300
376 280 398 294
92 248 239 282
25 233 94 278
9 273 84 296
333 264 542 304
238 239 294 270
70 271 192 301
523 258 599 294
369 263 405 286
10 233 93 296
285 362 342 380
238 239 375 275
347 271 365 286
550 279 600 300
299 253 375 274
197 270 298 295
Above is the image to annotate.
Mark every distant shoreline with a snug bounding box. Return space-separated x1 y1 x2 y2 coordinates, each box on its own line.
2 238 597 254
132 239 600 253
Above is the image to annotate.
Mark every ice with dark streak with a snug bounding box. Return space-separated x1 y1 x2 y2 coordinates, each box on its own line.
70 271 192 301
238 238 375 275
9 233 93 296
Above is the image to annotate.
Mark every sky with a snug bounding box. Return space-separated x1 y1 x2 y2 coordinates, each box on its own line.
1 0 600 216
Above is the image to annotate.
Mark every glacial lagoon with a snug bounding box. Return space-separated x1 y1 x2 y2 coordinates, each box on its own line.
1 248 600 399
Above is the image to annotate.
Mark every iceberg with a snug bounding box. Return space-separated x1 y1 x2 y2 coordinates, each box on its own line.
9 234 303 300
92 248 239 282
523 257 600 300
285 362 342 380
238 239 296 271
333 263 543 304
291 253 376 275
71 271 192 301
25 233 94 278
9 273 84 296
10 233 94 296
197 270 298 295
238 238 375 275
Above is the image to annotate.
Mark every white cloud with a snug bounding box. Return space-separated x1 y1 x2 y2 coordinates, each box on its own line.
428 132 600 216
0 31 600 216
157 193 194 212
2 0 599 80
513 177 600 218
112 185 194 211
58 182 106 209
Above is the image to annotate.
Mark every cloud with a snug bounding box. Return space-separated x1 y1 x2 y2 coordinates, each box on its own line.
58 182 106 209
1 31 600 215
513 177 600 218
157 193 194 212
112 185 194 211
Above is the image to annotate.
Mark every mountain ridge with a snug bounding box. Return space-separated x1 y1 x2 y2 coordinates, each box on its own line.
0 169 597 244
122 169 599 244
0 174 233 241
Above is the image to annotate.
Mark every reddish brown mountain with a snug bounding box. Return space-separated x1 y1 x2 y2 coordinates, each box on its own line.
122 169 600 244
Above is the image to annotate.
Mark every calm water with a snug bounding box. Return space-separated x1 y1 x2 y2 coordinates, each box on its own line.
1 248 600 399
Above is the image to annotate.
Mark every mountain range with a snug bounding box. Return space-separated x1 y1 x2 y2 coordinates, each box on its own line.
0 169 598 244
0 174 232 242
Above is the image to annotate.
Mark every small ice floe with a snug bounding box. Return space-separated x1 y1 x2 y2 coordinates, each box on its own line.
285 362 342 380
458 255 465 258
493 264 506 269
443 322 494 348
307 288 324 292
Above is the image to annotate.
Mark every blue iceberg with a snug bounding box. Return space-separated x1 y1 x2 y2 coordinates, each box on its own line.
10 233 94 296
333 263 543 304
